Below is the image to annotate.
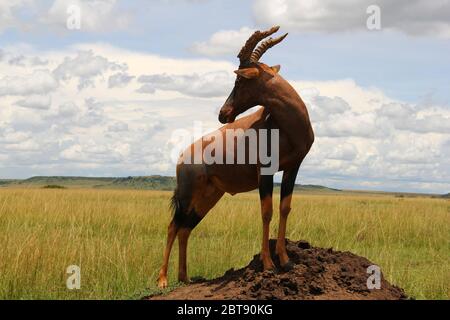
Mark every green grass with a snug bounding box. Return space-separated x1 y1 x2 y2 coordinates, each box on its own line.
0 188 448 300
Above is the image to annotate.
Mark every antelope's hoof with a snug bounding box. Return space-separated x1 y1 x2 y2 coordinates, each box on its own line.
280 260 294 272
262 261 277 272
260 253 277 272
157 276 168 289
178 275 190 284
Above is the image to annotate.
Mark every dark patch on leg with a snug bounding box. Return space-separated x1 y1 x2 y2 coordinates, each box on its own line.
171 166 197 228
259 174 273 200
171 189 201 229
171 191 184 227
280 165 300 200
179 209 202 229
280 185 294 201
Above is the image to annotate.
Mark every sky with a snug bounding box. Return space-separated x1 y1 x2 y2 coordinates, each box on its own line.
0 0 449 194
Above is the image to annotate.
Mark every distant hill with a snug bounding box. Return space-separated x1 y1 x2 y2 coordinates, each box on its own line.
0 179 20 186
107 176 176 190
272 182 341 193
0 176 339 193
1 176 447 197
2 176 176 191
295 184 341 192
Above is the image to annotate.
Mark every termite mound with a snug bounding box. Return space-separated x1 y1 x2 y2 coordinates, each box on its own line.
147 239 408 300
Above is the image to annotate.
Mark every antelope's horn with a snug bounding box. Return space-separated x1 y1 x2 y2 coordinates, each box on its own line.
238 26 280 66
250 33 288 63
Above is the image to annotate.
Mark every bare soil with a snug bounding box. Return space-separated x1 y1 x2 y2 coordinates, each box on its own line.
147 239 408 300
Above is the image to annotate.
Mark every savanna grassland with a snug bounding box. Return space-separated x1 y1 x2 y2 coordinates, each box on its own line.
0 188 448 300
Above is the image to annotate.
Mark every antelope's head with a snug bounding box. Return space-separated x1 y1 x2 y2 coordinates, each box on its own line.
218 26 288 124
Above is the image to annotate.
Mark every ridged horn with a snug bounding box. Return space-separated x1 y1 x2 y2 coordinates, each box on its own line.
238 26 280 66
250 33 288 63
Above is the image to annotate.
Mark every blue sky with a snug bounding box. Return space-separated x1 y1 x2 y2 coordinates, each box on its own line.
0 0 449 193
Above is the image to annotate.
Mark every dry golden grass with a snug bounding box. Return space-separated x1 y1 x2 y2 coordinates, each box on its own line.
0 188 448 299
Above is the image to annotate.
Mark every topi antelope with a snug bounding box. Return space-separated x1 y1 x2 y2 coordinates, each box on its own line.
157 26 314 288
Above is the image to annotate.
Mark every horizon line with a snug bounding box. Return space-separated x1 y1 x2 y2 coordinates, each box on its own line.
0 175 446 196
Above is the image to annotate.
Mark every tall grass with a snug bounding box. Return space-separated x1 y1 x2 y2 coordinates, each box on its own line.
0 188 448 299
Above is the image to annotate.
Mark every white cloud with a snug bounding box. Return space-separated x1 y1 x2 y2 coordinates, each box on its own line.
315 112 379 138
307 96 351 121
15 95 52 110
190 27 254 56
137 71 233 98
56 102 79 118
377 102 414 119
8 55 26 66
393 112 450 134
0 70 58 96
253 0 450 38
136 84 155 94
108 72 134 88
30 56 49 66
108 121 128 132
0 0 33 33
0 128 30 144
0 43 234 178
1 52 49 67
53 50 126 90
294 80 450 192
70 43 236 76
60 141 130 163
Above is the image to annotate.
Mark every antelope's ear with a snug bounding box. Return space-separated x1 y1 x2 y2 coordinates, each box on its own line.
271 65 281 73
234 67 260 79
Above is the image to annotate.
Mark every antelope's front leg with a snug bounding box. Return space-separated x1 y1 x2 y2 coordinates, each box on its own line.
259 174 275 271
276 164 300 270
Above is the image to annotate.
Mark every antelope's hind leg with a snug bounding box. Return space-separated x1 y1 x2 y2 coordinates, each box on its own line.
177 186 224 284
157 218 178 288
276 164 300 271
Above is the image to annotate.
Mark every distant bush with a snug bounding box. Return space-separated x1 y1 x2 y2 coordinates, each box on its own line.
42 185 66 189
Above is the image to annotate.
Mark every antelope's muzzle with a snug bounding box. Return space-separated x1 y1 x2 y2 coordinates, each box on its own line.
218 105 236 124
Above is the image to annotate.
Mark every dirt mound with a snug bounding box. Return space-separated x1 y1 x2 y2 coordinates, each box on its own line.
148 239 408 300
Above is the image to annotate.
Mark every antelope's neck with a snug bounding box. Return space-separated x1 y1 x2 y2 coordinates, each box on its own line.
265 84 313 138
